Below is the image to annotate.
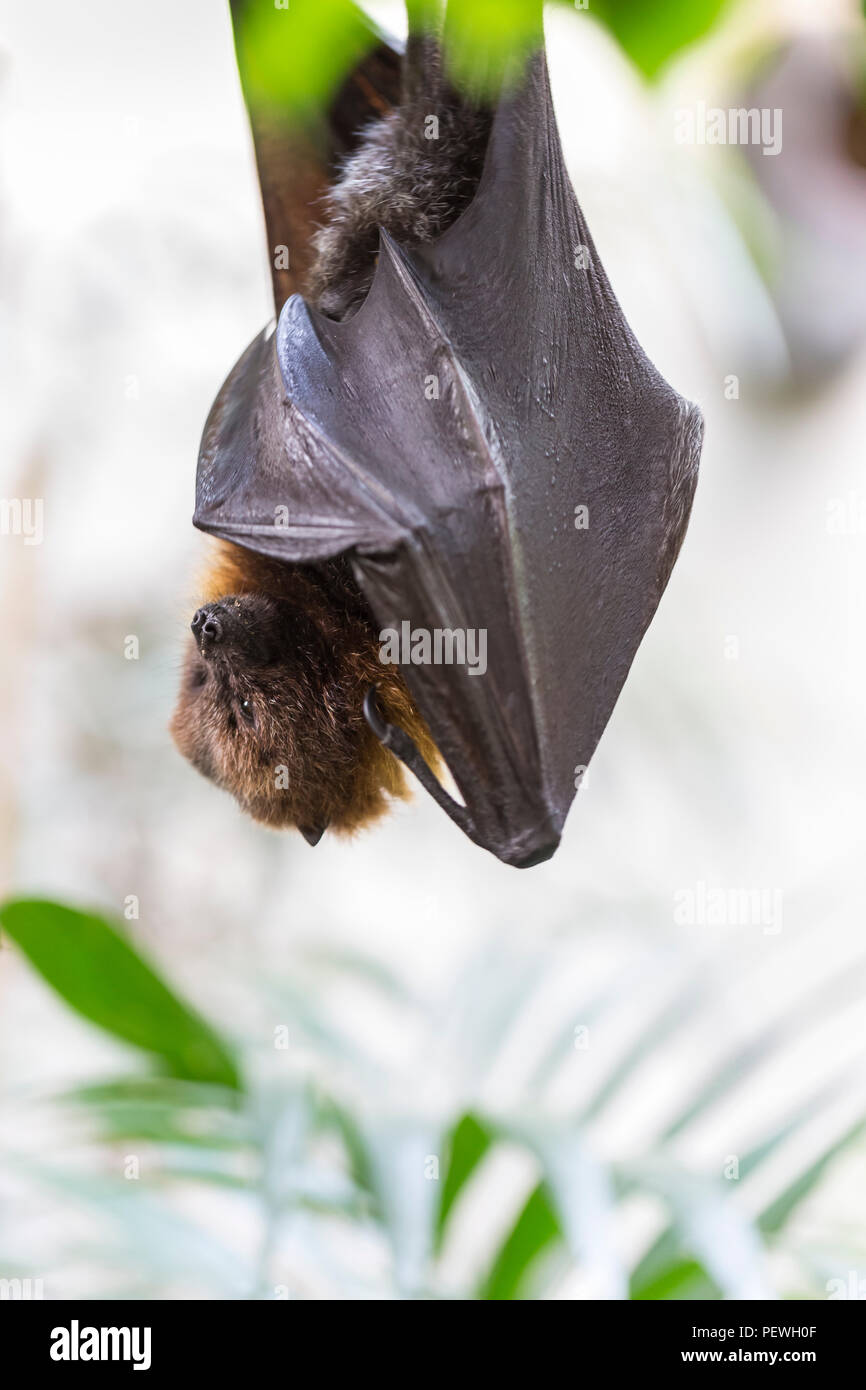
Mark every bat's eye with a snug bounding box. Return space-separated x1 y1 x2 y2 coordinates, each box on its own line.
239 699 255 726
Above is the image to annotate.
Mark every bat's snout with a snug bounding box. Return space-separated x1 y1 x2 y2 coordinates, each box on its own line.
191 604 226 657
190 596 285 664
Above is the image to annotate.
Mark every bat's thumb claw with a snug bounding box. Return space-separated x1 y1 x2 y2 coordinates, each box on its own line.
363 687 391 743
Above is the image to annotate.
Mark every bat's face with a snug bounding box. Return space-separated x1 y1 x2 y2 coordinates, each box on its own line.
170 589 404 841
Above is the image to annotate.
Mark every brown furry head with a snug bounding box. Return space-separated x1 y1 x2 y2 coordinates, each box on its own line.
170 543 433 841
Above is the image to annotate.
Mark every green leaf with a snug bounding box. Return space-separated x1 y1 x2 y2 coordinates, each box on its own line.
355 1114 442 1294
629 1086 836 1300
24 1157 255 1293
443 0 544 98
579 978 706 1124
663 956 866 1141
531 1128 626 1297
76 1096 250 1149
633 1254 720 1301
622 1161 770 1299
0 899 241 1090
437 1112 494 1241
480 1182 561 1300
232 0 379 123
66 1078 243 1108
759 1117 866 1236
229 0 733 139
318 1096 377 1196
587 0 732 80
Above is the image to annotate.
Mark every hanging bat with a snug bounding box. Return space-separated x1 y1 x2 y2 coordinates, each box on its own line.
170 2 703 868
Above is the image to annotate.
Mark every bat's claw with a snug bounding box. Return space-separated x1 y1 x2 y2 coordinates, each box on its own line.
363 685 484 848
363 687 391 743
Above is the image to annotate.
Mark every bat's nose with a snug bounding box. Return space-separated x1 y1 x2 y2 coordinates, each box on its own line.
191 605 224 652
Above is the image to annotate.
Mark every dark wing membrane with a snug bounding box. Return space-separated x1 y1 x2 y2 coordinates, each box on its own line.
194 322 402 559
408 52 703 820
196 48 702 865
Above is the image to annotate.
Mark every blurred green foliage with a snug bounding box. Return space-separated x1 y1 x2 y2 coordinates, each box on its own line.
230 0 734 124
0 899 240 1090
3 896 864 1299
231 0 376 120
589 0 732 80
442 0 543 96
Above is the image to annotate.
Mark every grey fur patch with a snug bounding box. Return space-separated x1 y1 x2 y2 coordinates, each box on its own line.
308 37 491 320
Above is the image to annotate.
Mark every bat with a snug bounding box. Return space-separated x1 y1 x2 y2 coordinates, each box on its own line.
171 2 703 867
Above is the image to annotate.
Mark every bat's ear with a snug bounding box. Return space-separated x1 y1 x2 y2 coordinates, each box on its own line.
298 824 327 847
